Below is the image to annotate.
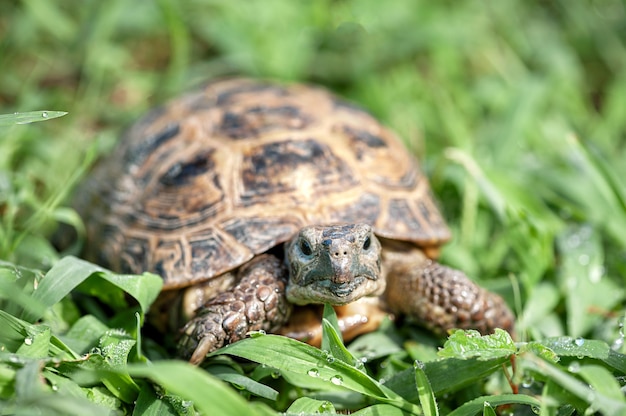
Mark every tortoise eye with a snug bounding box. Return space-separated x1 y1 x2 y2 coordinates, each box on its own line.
363 236 371 251
300 239 313 256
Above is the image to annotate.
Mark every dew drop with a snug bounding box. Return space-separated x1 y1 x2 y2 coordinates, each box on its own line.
568 361 581 373
23 337 33 346
613 317 626 351
574 337 584 347
586 391 597 402
531 405 541 414
271 370 281 379
307 368 320 378
611 337 624 351
51 384 58 391
330 375 343 385
248 329 266 338
42 111 49 118
413 360 425 370
319 401 333 412
521 374 534 388
326 356 335 364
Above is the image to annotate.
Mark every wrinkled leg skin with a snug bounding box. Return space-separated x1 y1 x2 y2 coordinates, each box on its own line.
384 259 515 336
177 255 292 364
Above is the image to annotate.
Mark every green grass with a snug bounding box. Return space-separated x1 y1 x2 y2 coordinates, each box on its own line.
1 0 626 414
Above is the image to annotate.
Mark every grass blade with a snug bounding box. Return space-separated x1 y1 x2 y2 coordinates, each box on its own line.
578 365 625 403
21 256 162 323
322 318 357 366
447 394 541 416
526 354 626 415
350 404 409 415
216 334 422 414
209 364 279 400
287 397 336 413
127 361 256 416
383 356 510 398
413 360 438 416
0 111 68 126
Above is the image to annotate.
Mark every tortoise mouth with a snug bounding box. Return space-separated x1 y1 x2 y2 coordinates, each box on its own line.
326 276 365 297
286 275 384 306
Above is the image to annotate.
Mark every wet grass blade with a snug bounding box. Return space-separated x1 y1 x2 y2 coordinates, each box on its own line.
127 361 256 416
446 394 541 416
0 111 68 126
350 404 408 415
216 334 421 414
383 356 510 398
413 360 438 416
21 256 162 323
286 397 336 413
525 354 626 415
0 309 74 358
209 364 279 400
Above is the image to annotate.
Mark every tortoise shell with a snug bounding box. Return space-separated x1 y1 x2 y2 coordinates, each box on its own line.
78 78 450 289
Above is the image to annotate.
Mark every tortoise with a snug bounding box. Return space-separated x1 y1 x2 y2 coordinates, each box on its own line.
75 78 514 364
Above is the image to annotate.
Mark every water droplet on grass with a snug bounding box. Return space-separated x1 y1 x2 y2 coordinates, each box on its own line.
307 368 320 377
568 361 581 373
521 374 534 388
42 112 49 118
319 401 333 411
330 375 343 385
575 337 584 346
248 329 266 338
23 337 33 346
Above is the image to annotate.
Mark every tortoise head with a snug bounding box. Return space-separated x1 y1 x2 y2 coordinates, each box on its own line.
284 223 385 305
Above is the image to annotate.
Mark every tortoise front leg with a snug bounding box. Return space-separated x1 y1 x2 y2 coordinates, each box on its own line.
178 254 292 364
383 247 515 336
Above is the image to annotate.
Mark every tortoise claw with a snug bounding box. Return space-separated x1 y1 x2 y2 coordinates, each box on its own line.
176 254 292 365
177 319 225 364
189 335 218 365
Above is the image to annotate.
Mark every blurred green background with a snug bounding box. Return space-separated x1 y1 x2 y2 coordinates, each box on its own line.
1 0 625 341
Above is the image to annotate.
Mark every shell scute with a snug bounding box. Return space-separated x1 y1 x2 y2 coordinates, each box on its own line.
238 138 357 206
78 78 451 288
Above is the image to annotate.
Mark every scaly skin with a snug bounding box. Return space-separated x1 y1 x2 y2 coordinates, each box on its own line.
178 255 292 364
384 259 515 335
178 224 514 364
